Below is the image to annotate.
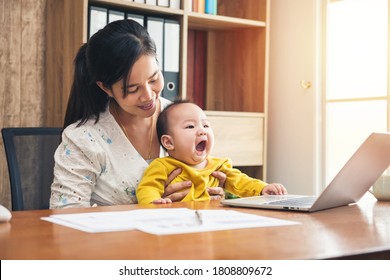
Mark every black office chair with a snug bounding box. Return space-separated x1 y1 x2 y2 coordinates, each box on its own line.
1 127 62 211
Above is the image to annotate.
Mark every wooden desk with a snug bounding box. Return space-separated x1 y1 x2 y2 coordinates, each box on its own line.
1 194 390 260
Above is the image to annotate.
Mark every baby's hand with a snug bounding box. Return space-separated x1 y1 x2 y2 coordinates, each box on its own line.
152 198 172 204
261 183 288 195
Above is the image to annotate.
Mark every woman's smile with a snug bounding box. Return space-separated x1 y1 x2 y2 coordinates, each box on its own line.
139 100 155 111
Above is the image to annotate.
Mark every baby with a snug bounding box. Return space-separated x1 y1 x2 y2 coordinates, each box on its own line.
136 100 287 204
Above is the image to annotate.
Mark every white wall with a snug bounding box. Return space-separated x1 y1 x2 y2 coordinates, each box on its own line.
267 0 323 195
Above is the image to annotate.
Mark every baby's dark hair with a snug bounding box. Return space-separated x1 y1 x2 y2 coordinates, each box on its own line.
157 99 193 149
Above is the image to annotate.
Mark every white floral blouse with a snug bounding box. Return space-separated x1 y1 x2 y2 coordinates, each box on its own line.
50 98 170 209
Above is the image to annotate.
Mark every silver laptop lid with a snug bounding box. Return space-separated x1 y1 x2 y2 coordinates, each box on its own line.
310 132 390 211
221 132 390 212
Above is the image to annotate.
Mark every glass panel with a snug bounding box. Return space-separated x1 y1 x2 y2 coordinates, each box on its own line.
326 0 388 100
326 100 387 185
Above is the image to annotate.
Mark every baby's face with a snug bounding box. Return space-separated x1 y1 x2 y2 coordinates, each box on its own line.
165 103 214 167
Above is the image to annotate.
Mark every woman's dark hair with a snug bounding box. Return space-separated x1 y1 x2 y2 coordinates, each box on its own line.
63 19 157 128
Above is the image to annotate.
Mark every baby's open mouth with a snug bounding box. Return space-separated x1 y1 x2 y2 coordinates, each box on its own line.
196 140 206 152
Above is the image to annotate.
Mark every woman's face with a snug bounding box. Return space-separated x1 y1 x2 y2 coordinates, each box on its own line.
103 54 164 118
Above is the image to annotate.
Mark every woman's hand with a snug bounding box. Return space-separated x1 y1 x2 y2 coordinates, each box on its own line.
207 171 226 200
162 169 227 201
162 168 191 202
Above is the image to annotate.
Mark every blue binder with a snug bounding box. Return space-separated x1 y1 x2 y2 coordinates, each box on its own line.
205 0 217 15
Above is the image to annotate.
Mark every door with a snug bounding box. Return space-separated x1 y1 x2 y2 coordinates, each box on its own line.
267 0 322 194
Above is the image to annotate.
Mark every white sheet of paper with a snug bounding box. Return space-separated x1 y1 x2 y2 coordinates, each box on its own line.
41 208 298 235
133 209 298 235
42 210 138 233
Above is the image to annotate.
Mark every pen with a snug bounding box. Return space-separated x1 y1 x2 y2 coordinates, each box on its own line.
195 210 203 225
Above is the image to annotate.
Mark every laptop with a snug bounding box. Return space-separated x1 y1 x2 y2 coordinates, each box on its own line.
221 132 390 212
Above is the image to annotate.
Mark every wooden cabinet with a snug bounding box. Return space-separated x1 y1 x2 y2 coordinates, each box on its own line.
46 0 269 179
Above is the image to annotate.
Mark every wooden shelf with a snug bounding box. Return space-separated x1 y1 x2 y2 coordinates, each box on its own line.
45 0 270 176
188 13 266 30
91 0 184 15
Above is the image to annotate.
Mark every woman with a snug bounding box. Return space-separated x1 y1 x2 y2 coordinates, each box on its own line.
50 19 225 208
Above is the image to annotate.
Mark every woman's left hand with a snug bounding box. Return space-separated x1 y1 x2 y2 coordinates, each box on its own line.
207 171 226 200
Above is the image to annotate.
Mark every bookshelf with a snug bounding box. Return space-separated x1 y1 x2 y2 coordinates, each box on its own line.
46 0 269 180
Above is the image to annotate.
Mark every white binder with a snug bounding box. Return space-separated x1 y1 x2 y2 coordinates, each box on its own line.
145 0 157 5
89 6 107 38
108 10 125 23
157 0 169 7
170 0 181 9
163 19 180 101
127 13 144 26
146 17 164 70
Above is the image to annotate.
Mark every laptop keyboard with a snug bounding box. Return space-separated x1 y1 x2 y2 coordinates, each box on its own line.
267 196 317 206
